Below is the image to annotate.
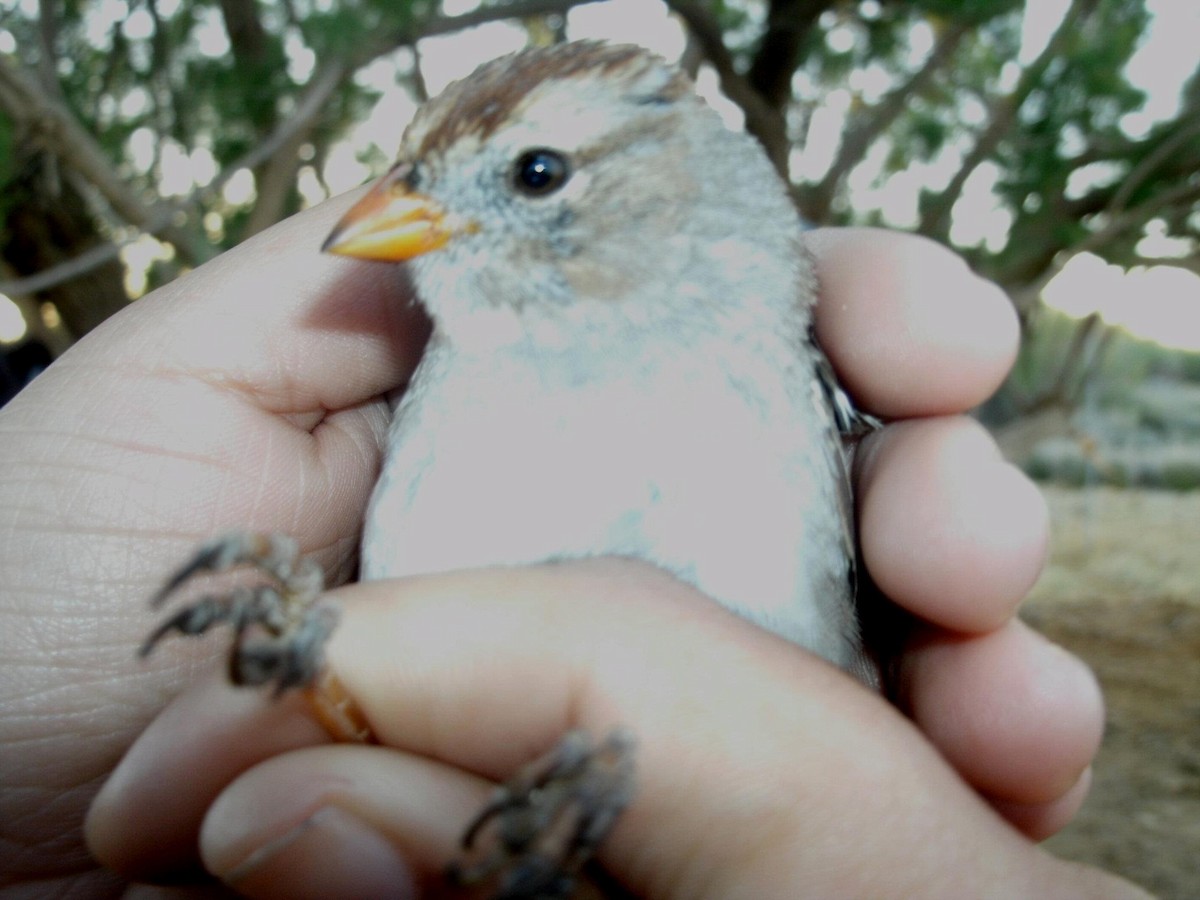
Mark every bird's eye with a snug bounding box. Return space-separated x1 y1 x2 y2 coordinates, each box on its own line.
513 149 570 196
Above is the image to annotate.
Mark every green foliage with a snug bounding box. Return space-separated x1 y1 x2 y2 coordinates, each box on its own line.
0 0 434 260
1104 330 1200 388
1007 306 1084 397
0 112 15 193
0 0 1193 356
298 6 380 58
995 0 1150 205
786 0 1196 314
1160 459 1200 492
1004 306 1200 411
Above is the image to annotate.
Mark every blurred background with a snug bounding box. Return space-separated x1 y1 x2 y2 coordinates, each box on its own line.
0 0 1195 895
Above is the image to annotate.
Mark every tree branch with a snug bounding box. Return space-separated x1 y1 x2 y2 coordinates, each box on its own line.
0 0 592 296
665 0 790 175
1079 181 1200 258
221 59 347 237
408 43 430 105
1106 116 1200 216
1005 180 1200 306
917 0 1097 239
803 17 970 221
0 59 348 298
747 0 829 110
0 236 130 299
358 0 605 65
0 55 211 267
1126 254 1200 276
35 0 64 100
212 61 347 194
218 0 271 67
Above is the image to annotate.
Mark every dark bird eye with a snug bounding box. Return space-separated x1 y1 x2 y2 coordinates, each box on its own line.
513 150 570 196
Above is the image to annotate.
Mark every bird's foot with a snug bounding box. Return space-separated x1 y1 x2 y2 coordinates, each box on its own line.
141 531 337 696
143 535 635 897
447 728 636 899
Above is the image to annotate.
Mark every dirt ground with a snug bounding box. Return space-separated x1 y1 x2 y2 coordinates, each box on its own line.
1022 487 1199 899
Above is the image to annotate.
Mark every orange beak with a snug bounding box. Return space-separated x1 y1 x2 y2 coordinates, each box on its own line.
322 165 465 261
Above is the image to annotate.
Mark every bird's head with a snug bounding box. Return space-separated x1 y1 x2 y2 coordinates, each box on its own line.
324 41 802 343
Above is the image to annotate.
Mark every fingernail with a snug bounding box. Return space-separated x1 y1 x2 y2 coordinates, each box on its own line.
219 806 415 899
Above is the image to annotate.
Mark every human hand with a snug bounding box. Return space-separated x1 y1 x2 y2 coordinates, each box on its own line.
0 196 1133 895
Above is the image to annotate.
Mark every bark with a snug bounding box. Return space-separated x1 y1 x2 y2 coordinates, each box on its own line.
218 0 291 238
992 160 1200 303
1 4 125 338
2 165 130 339
240 126 308 239
747 0 829 110
362 0 605 59
218 0 271 65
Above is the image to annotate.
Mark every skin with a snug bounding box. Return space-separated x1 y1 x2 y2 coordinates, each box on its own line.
0 193 1147 898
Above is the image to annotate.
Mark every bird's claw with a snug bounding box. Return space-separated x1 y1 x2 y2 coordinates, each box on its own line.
144 535 636 898
141 531 336 694
447 728 636 899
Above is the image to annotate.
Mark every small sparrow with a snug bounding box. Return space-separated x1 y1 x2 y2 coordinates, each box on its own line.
328 41 861 669
146 40 867 898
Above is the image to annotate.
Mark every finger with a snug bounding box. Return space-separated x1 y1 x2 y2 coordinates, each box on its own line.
990 767 1094 842
323 565 1137 897
3 190 428 607
855 416 1049 633
85 678 331 881
807 228 1019 418
91 564 1142 897
198 744 612 900
89 562 1144 897
896 618 1105 834
1 192 432 754
122 885 239 898
200 746 474 900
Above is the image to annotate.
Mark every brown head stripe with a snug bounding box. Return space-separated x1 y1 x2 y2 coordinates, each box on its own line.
415 42 683 158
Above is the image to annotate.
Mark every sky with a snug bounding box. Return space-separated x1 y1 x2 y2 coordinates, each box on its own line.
0 0 1197 351
1032 0 1200 352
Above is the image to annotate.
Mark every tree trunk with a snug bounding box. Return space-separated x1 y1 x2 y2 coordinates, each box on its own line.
2 165 129 339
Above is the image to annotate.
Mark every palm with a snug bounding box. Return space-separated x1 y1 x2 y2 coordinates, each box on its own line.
0 194 424 893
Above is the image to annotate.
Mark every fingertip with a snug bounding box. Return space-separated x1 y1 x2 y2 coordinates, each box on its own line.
899 619 1105 809
84 678 329 880
211 804 418 900
199 746 474 899
808 228 1019 417
858 417 1050 632
990 766 1093 841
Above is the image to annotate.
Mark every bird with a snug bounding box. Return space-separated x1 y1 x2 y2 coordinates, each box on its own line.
327 41 861 669
145 40 866 898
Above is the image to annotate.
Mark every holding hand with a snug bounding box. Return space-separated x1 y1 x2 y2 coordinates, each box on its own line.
0 185 1141 895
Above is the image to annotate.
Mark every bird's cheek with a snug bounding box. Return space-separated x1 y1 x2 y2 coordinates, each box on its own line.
560 254 635 302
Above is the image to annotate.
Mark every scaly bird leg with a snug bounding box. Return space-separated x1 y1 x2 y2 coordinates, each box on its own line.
142 531 345 702
144 533 635 897
447 728 637 900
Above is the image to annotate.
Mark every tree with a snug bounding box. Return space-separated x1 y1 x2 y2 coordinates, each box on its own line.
1 0 1195 403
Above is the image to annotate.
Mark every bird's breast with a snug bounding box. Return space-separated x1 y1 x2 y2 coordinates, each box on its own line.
359 335 855 665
